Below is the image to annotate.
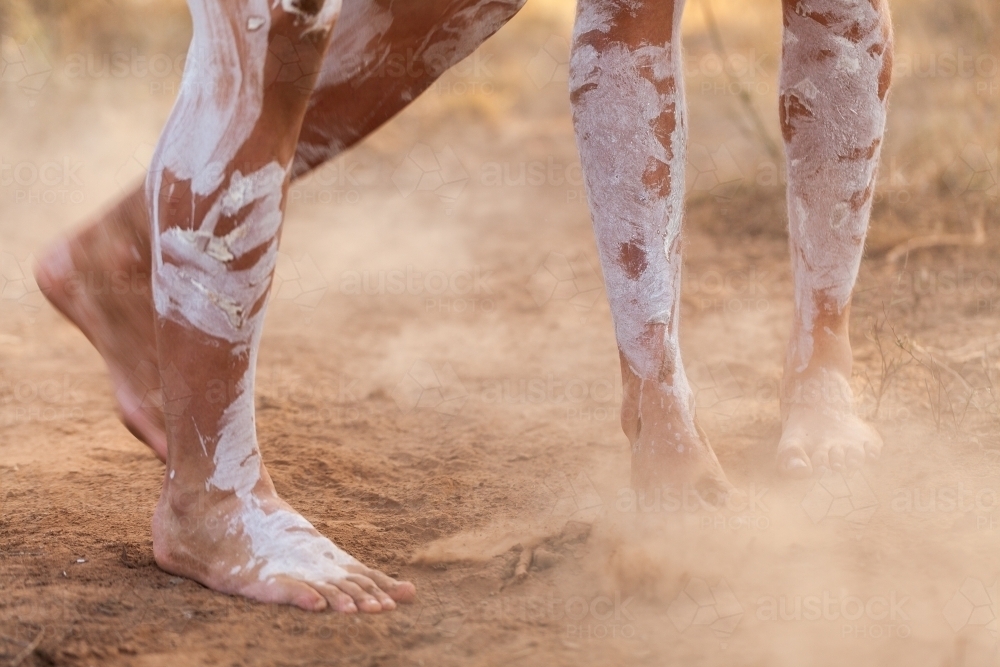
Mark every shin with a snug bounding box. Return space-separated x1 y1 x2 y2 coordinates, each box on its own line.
570 0 729 493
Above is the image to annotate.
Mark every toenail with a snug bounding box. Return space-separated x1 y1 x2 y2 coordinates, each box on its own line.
785 456 807 470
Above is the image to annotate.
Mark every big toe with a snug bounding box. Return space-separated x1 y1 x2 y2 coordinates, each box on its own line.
777 443 812 478
253 575 328 612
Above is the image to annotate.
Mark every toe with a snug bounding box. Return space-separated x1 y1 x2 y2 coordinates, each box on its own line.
335 579 384 613
694 475 737 509
313 583 358 613
863 437 882 462
845 446 865 471
828 444 846 472
347 565 417 604
388 580 416 603
346 573 396 610
293 588 329 613
865 442 882 461
777 445 812 478
810 446 831 473
258 576 328 612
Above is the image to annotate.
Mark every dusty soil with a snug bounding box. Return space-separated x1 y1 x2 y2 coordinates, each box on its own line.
2 2 1000 666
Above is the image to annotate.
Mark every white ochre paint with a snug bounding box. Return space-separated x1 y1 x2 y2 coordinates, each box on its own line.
570 1 704 457
155 161 286 340
570 2 690 395
294 0 523 177
281 0 342 34
781 0 890 372
149 0 359 586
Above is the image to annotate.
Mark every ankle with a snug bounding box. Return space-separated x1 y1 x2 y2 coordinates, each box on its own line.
161 464 274 513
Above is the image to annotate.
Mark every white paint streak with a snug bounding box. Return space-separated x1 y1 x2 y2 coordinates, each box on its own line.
151 0 270 198
781 0 890 371
296 0 521 176
570 2 687 385
280 0 342 33
240 500 358 582
206 373 261 497
314 0 394 91
153 161 287 343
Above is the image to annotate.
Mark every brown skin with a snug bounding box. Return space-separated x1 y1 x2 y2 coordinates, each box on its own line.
774 0 892 477
36 0 891 613
146 1 421 613
35 0 525 614
777 298 883 476
35 0 526 462
571 0 735 500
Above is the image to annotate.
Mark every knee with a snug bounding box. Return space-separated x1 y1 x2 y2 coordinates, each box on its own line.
782 0 892 50
780 0 893 101
573 0 680 48
570 1 682 108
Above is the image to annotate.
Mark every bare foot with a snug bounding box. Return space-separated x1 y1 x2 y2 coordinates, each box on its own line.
776 368 882 477
33 189 167 460
621 358 734 503
776 304 882 477
153 477 416 613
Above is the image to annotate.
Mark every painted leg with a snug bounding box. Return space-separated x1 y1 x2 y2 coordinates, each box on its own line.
570 0 732 497
34 0 525 460
775 0 893 477
148 0 414 612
